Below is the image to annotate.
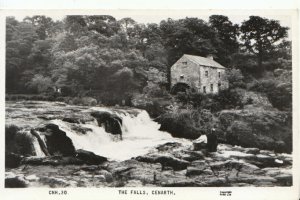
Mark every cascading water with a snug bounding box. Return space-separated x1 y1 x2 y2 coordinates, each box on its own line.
32 136 46 157
6 101 191 161
49 110 191 161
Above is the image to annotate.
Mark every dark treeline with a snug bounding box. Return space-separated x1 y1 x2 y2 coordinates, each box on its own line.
6 15 292 110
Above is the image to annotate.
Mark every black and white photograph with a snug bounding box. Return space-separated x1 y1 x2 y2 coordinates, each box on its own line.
0 3 299 200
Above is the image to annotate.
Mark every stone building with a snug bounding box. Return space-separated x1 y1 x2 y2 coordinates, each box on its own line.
170 54 228 94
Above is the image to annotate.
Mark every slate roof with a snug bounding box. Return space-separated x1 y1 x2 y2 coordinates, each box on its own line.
183 54 225 69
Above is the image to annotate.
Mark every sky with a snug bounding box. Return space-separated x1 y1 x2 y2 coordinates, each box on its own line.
12 10 292 27
10 10 293 39
1 0 298 9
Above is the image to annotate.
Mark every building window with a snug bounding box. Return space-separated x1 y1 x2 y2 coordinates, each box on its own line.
203 86 206 93
180 75 184 79
182 61 187 65
218 83 221 90
210 84 213 92
205 71 208 77
218 72 221 78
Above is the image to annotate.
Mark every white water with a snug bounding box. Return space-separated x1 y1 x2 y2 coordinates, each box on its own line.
32 137 46 157
49 110 191 161
19 130 45 157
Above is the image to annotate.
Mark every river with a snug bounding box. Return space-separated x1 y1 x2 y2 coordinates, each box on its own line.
5 101 292 187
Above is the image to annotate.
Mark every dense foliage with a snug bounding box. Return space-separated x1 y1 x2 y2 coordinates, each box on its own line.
6 15 291 110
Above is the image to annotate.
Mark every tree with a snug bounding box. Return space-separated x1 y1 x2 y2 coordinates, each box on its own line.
6 17 18 42
26 74 53 93
28 39 53 74
226 68 246 88
209 15 239 66
23 15 55 40
86 15 120 37
119 17 136 33
6 20 38 92
263 40 292 70
64 15 88 36
108 67 140 94
240 16 288 70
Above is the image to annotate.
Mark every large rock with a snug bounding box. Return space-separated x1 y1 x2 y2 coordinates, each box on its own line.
5 152 24 168
274 174 292 186
22 155 84 166
5 172 29 188
136 154 189 171
39 176 71 187
5 125 36 156
218 108 292 153
75 149 107 165
62 117 80 124
91 111 122 135
180 150 205 162
161 180 200 187
186 167 213 176
38 124 76 156
62 113 95 124
70 124 92 135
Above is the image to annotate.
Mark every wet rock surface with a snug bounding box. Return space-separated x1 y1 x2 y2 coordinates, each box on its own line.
22 156 85 166
5 172 29 188
40 124 76 156
6 143 292 187
91 111 122 135
75 149 108 165
5 152 24 168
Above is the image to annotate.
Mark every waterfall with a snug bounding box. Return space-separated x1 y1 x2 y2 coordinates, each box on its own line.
7 100 191 161
49 110 190 161
32 136 46 157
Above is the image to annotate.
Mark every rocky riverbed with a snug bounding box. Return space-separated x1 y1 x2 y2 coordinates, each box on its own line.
5 101 293 187
5 142 292 187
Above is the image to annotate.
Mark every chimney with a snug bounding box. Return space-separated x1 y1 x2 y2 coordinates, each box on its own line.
206 54 214 60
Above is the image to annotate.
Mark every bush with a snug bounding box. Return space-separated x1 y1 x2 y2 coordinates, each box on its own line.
157 108 215 139
226 68 246 89
144 83 170 98
219 109 292 153
230 52 263 77
175 88 244 112
176 91 208 108
248 79 277 93
267 83 292 111
26 74 53 94
212 88 244 110
249 79 292 110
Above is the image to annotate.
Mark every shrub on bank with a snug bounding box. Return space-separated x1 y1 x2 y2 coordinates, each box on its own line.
157 108 215 139
218 108 292 153
175 88 244 113
249 79 292 111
